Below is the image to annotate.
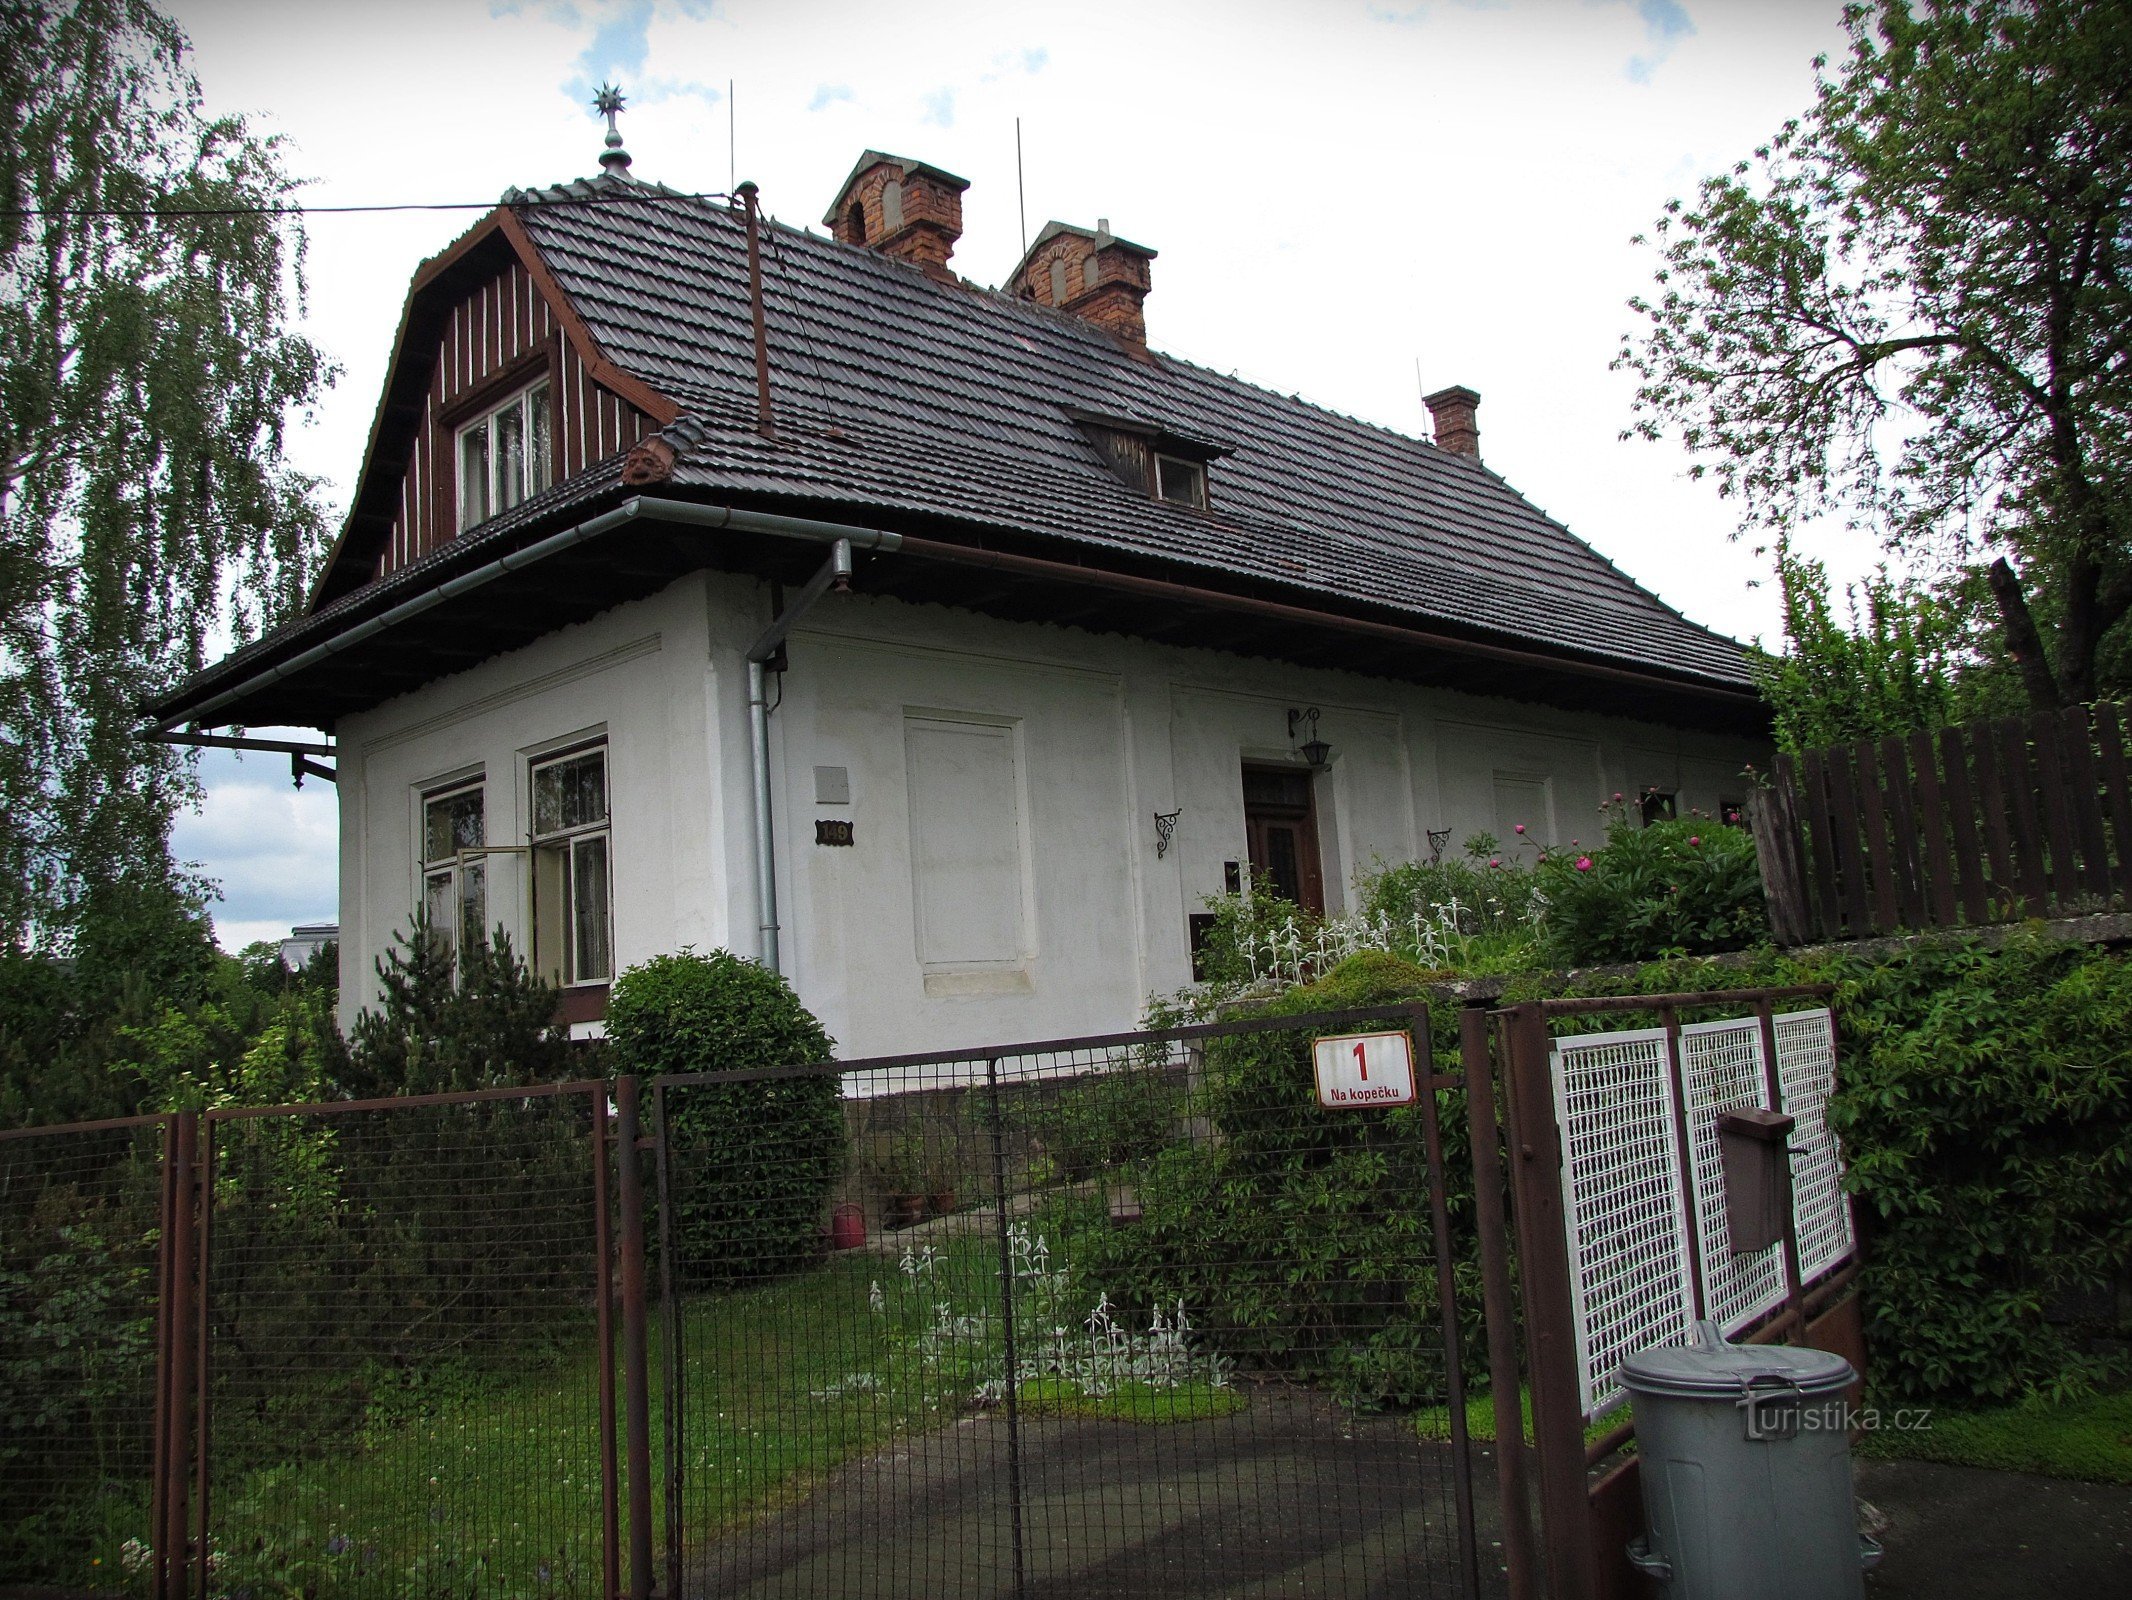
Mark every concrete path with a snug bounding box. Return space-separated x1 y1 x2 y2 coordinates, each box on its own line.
686 1388 1509 1599
1859 1459 2132 1598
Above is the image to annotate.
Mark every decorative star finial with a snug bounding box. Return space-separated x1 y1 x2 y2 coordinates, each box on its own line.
592 82 632 174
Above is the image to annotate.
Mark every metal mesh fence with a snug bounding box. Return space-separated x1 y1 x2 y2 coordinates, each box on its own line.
656 1006 1494 1600
1550 1004 1860 1419
201 1086 613 1599
0 1117 168 1595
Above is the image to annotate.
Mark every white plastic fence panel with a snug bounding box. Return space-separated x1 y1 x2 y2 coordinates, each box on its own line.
1774 1007 1857 1279
1550 1027 1696 1418
1679 1017 1787 1334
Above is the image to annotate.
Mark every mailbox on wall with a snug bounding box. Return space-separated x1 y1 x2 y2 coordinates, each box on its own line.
1716 1106 1797 1254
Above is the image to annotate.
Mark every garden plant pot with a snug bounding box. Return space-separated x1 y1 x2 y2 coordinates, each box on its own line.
830 1203 866 1251
887 1192 926 1229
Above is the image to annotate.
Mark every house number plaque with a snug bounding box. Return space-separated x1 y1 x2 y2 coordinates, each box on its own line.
1310 1030 1417 1109
814 819 855 847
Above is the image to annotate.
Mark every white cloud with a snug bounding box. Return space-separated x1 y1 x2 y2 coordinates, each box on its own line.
168 746 337 952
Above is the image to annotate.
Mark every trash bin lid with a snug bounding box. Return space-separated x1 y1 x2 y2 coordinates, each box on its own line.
1621 1319 1855 1399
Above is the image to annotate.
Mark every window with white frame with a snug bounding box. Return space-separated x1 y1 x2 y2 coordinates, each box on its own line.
457 380 553 531
422 782 488 967
531 745 613 986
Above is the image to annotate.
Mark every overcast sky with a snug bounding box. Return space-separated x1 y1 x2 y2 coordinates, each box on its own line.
165 0 1866 951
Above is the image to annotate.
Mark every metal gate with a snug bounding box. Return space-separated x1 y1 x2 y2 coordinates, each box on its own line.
651 1002 1503 1600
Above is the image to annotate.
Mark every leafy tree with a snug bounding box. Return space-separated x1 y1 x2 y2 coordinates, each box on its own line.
1756 539 2027 751
1619 0 2132 709
0 0 332 953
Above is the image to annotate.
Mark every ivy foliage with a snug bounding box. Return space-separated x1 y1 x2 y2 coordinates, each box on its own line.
1618 0 2132 709
606 949 844 1289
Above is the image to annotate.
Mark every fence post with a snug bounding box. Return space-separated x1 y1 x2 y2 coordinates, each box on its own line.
615 1077 655 1599
1459 1007 1538 1600
1410 1004 1481 1598
157 1111 197 1600
193 1119 215 1600
983 1057 1030 1600
1500 1003 1595 1600
653 1080 683 1600
1744 787 1809 946
591 1087 621 1600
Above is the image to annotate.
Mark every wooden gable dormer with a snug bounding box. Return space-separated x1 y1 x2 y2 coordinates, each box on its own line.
311 205 679 609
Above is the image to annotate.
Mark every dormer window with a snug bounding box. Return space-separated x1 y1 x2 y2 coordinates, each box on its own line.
458 380 552 531
1068 409 1228 512
1156 454 1207 509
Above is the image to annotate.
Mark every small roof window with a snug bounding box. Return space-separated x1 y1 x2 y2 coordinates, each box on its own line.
1156 454 1207 509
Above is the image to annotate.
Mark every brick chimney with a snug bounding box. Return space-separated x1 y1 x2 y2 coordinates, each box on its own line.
823 151 969 280
1424 385 1481 459
1012 219 1157 344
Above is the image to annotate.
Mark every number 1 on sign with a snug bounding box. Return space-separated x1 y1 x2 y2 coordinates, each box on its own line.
1353 1041 1368 1081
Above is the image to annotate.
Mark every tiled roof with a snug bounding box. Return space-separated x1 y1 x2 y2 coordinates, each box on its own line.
510 175 1753 690
149 171 1759 730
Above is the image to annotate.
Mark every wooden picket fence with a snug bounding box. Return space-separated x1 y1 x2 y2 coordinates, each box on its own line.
1745 701 2132 946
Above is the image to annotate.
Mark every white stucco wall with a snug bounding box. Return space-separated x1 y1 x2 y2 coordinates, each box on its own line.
336 570 1764 1055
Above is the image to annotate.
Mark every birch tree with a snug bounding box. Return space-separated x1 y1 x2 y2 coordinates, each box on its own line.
0 0 331 960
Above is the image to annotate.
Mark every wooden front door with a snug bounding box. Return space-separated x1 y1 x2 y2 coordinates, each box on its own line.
1242 764 1324 915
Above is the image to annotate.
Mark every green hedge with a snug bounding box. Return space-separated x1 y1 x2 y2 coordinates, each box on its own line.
606 949 843 1289
1478 935 2132 1402
1073 932 2130 1410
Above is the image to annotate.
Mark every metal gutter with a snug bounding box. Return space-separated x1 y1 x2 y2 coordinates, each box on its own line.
150 497 902 733
888 533 1762 708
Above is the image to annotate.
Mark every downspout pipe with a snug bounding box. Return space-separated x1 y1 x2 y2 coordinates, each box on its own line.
745 538 853 974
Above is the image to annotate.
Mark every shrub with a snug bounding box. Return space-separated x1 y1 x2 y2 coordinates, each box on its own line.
340 921 575 1098
1360 846 1544 974
605 949 843 1289
1819 933 2132 1401
1536 802 1768 966
1017 1063 1185 1183
1054 953 1485 1410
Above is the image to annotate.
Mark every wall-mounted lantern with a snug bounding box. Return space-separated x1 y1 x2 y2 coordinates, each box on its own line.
1288 706 1332 771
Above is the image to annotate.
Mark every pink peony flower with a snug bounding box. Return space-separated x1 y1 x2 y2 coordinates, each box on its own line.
1575 856 1593 871
1612 791 1624 801
1689 835 1701 846
1488 858 1500 868
1513 823 1525 835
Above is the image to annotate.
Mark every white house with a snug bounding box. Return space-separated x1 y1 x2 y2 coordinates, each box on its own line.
149 141 1767 1056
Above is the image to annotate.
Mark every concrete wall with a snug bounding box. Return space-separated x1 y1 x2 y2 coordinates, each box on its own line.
337 571 1763 1053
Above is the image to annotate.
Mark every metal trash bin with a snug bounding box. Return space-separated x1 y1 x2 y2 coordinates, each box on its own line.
1623 1319 1882 1598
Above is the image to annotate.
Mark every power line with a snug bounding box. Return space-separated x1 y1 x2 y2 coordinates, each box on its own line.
3 188 735 221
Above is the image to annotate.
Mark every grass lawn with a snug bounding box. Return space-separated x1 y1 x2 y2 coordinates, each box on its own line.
1411 1387 1623 1449
1855 1386 2132 1485
1414 1384 2132 1487
206 1229 1236 1596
